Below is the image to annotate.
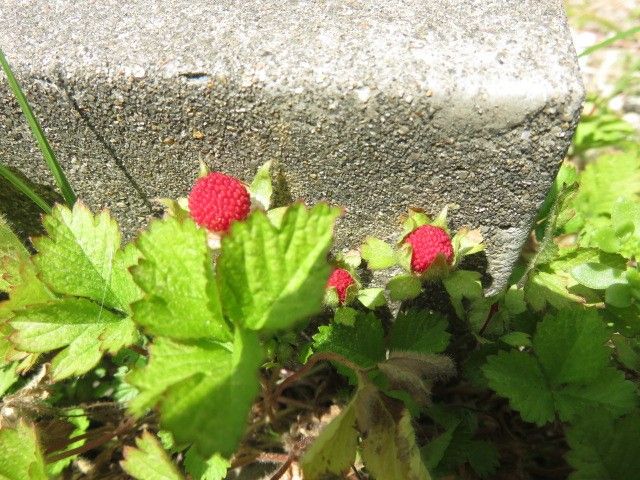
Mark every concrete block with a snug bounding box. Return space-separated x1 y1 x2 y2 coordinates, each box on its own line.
0 0 584 293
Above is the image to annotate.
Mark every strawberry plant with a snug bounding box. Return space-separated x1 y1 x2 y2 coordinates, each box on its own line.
1 36 640 480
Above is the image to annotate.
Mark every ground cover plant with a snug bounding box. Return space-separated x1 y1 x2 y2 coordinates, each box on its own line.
1 27 640 480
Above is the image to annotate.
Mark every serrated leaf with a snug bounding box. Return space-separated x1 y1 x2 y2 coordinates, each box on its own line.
554 367 638 422
387 274 422 301
357 287 386 309
128 328 262 457
0 363 17 397
301 400 358 480
0 421 47 480
499 331 531 348
184 449 229 480
333 307 357 326
483 350 555 425
10 298 137 380
33 203 141 312
571 263 626 290
312 312 385 370
354 385 432 480
389 309 450 354
131 217 229 341
361 237 397 270
249 160 273 210
443 270 483 318
484 310 637 426
0 215 30 292
218 204 340 331
533 309 610 385
121 432 185 480
566 412 640 480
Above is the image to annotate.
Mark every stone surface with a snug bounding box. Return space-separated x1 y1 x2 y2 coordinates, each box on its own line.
0 0 583 293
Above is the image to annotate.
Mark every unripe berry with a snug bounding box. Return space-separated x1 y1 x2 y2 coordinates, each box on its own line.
188 172 251 232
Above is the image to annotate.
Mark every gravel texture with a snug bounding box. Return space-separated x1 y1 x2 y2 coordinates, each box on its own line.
0 0 584 293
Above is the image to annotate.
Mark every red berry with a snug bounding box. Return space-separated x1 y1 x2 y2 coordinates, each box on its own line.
188 172 251 232
404 225 454 273
327 268 355 304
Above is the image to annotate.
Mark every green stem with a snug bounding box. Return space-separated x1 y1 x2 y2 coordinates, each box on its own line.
0 48 76 206
0 163 52 213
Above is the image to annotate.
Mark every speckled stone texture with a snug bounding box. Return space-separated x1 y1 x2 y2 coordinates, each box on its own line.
0 0 583 293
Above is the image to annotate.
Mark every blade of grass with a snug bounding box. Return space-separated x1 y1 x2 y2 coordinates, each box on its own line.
0 163 52 214
0 48 76 206
579 26 640 58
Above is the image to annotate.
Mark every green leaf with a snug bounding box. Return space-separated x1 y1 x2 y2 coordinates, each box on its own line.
443 270 483 318
354 385 432 480
605 283 633 308
573 151 640 220
0 363 17 397
131 217 229 341
554 367 638 422
484 310 637 425
301 400 358 480
218 204 340 331
10 298 137 380
499 331 531 348
121 432 185 480
387 274 422 301
483 350 556 425
128 328 262 458
389 309 450 354
357 287 386 309
571 263 626 290
612 334 640 371
533 309 610 385
361 237 397 269
184 449 229 480
249 161 273 210
566 412 640 480
0 421 47 480
0 215 30 292
33 203 141 312
0 48 76 206
579 26 640 57
312 312 385 369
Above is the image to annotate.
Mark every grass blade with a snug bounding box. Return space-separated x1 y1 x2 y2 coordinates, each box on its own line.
0 163 52 214
0 48 76 206
579 26 640 57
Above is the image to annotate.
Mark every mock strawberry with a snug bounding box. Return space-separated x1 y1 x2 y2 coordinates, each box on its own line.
404 225 454 273
188 172 251 232
327 268 355 304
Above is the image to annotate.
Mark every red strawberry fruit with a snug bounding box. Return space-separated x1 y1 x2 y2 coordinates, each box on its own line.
404 225 454 273
188 172 251 232
327 268 355 304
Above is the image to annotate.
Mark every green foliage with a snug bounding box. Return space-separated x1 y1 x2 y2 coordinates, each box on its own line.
566 412 640 480
300 400 359 479
132 217 229 341
483 310 637 425
388 309 451 354
128 329 262 458
0 421 47 480
218 203 340 331
121 432 185 480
